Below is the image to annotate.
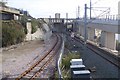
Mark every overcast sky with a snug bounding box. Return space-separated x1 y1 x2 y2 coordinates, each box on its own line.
5 0 120 18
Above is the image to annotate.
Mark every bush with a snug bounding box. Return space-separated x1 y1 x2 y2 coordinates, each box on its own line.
19 15 39 34
19 15 28 34
31 19 38 34
2 20 25 47
61 52 80 79
31 18 41 34
62 53 80 70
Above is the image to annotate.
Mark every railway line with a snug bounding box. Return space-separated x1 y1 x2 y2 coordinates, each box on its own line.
15 34 62 80
73 35 120 69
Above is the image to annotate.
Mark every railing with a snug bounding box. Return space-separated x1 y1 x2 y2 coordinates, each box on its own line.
49 18 64 23
57 34 65 79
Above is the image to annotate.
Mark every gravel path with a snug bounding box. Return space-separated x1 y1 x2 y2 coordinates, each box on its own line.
1 35 56 78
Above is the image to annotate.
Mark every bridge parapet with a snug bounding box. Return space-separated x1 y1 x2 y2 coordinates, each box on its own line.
47 17 119 26
88 19 118 25
76 18 118 33
78 18 119 26
49 18 64 23
98 15 119 21
0 6 20 15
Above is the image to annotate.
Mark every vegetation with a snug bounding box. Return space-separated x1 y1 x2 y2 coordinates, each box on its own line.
2 20 25 47
54 48 80 79
2 13 42 47
54 37 81 79
0 1 7 6
19 15 40 34
62 52 80 70
31 19 40 34
19 15 28 34
62 52 80 79
1 1 43 47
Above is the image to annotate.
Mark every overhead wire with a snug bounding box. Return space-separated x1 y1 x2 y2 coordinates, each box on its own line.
91 0 101 6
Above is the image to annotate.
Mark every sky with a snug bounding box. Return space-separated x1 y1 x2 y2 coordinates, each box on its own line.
3 0 120 18
2 0 120 41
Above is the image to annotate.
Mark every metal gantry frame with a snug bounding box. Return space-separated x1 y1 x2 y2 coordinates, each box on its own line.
89 0 112 20
83 2 111 49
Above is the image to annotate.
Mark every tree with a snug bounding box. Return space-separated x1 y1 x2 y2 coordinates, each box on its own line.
0 0 7 6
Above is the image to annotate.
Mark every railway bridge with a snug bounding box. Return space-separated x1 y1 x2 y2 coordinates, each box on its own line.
43 15 119 54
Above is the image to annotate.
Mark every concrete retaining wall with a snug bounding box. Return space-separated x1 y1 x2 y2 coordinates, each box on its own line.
31 28 44 40
25 22 52 41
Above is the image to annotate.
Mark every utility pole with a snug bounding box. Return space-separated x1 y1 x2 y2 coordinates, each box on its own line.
84 4 87 45
90 0 92 19
66 13 68 32
78 6 80 18
83 4 87 60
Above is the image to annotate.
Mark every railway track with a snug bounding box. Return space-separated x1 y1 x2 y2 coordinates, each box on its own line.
73 36 120 69
16 34 62 80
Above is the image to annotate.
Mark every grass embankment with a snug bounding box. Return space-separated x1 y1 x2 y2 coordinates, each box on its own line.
54 37 81 79
55 49 80 79
62 52 80 79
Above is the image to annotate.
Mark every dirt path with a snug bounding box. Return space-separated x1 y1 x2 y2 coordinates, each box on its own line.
1 35 56 78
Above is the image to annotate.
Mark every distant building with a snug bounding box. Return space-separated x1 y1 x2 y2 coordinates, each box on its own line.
20 10 29 16
55 13 60 18
0 5 20 20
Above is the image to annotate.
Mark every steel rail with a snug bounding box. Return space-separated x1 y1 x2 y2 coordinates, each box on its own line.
30 34 62 79
73 36 120 69
15 34 61 80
